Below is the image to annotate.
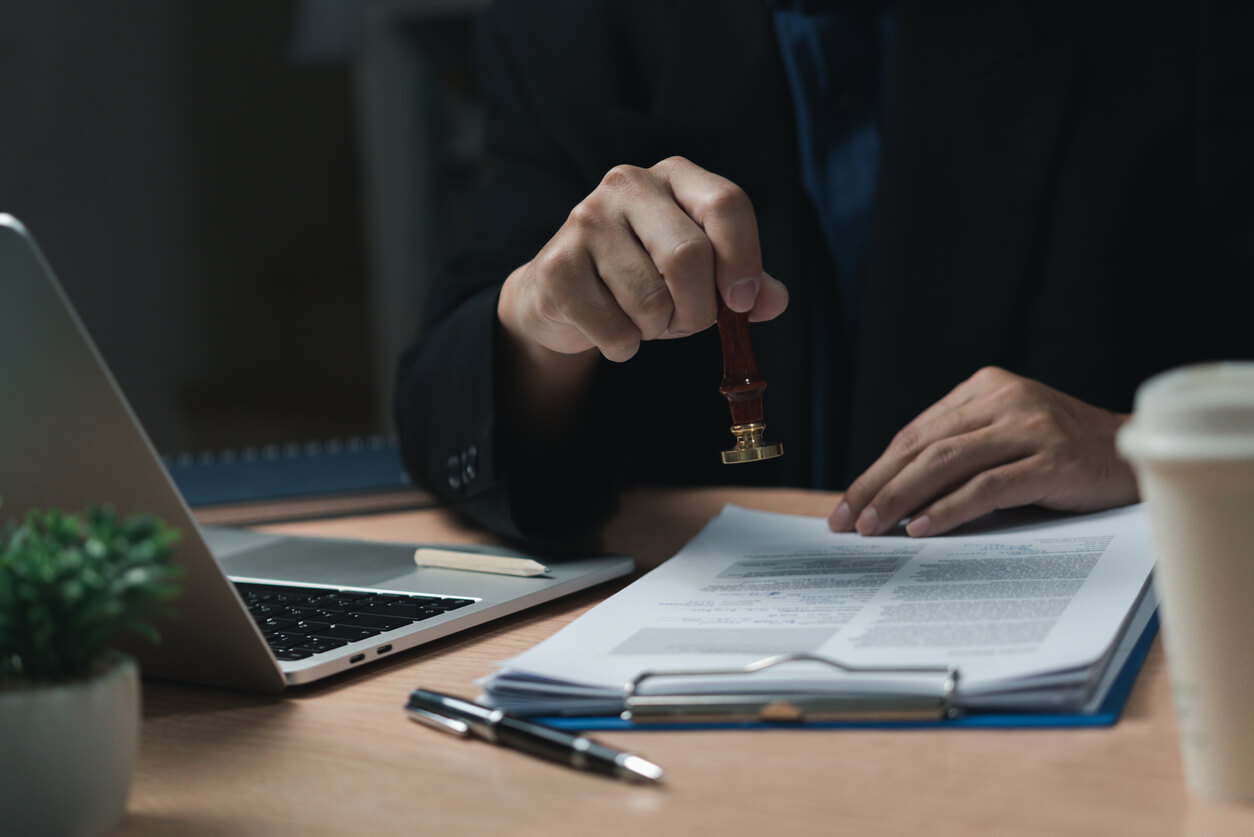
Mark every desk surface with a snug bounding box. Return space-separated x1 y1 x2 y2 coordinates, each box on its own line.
116 487 1254 836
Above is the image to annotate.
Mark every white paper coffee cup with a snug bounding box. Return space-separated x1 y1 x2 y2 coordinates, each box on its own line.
1117 362 1254 803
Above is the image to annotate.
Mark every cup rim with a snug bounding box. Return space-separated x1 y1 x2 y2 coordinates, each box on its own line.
1119 362 1254 461
1117 429 1254 461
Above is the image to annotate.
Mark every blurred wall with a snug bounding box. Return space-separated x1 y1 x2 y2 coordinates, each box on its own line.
0 1 375 453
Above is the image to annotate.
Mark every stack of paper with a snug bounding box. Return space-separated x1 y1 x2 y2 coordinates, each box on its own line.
481 504 1156 721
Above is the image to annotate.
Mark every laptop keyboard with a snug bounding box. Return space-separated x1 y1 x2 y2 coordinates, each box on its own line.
234 581 476 661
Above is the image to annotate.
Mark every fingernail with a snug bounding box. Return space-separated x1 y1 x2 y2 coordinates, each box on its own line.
829 502 852 531
855 506 879 536
906 514 931 538
727 277 759 313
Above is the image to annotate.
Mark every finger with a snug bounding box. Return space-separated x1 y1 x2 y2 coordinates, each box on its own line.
748 271 790 324
904 456 1053 537
832 368 1033 532
583 223 682 342
654 157 765 315
603 187 787 337
898 367 1013 441
565 282 646 362
852 427 1036 536
530 240 644 362
833 403 998 532
607 174 718 338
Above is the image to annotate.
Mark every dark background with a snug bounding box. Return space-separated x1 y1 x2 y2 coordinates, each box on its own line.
0 0 484 456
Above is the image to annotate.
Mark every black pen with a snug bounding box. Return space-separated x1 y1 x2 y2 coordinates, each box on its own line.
405 688 665 784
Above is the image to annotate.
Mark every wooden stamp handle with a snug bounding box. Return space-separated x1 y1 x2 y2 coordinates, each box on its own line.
716 295 766 426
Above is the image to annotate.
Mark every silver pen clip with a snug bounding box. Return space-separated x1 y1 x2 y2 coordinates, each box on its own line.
406 705 472 737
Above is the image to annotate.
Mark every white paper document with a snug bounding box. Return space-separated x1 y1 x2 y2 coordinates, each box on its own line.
482 504 1156 717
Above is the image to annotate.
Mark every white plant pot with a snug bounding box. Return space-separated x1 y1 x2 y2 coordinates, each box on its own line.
0 653 140 837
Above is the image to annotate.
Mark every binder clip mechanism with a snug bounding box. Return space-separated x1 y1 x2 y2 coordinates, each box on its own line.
621 653 961 724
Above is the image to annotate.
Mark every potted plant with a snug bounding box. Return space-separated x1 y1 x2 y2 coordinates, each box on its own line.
0 506 180 837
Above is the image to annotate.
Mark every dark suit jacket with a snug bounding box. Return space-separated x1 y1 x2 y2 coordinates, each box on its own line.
395 0 1254 543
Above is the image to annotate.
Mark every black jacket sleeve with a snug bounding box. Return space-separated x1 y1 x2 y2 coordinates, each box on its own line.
393 3 623 543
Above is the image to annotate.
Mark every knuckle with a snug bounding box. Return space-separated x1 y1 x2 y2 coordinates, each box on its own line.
1002 376 1033 399
989 378 1036 411
657 234 713 278
633 282 674 337
977 364 1007 380
635 280 673 315
922 439 961 471
669 302 716 337
652 155 692 175
970 366 1006 387
600 164 647 194
565 198 602 232
533 245 582 284
1020 408 1056 436
843 479 868 507
873 485 900 515
969 468 1008 500
696 180 751 218
890 425 923 455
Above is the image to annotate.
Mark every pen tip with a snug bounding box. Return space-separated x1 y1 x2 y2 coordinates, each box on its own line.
619 754 665 783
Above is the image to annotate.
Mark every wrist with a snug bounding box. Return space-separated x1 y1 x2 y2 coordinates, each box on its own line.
495 279 599 436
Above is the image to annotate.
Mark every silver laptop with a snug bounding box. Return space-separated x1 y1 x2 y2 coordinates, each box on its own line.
0 214 633 692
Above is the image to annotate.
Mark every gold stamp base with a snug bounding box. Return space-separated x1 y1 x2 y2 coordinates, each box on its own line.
721 422 784 464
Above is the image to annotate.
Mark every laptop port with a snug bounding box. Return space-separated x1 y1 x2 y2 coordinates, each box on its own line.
349 653 365 664
377 644 393 655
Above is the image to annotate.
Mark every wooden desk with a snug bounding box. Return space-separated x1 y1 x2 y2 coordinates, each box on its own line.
116 488 1254 836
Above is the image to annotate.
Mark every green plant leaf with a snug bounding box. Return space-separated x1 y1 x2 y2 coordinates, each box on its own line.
0 506 181 683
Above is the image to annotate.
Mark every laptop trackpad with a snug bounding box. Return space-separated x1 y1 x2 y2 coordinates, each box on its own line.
212 533 419 588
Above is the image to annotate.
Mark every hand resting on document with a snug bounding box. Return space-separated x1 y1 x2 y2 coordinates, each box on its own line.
829 367 1140 538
